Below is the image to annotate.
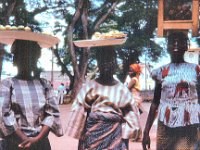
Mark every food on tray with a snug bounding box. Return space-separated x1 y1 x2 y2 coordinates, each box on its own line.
0 25 31 32
18 25 25 30
42 31 52 35
92 30 127 40
11 26 17 30
5 25 11 30
24 26 31 31
0 25 6 30
92 32 102 39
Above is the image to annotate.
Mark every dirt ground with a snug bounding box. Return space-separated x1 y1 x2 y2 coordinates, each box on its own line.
49 102 157 150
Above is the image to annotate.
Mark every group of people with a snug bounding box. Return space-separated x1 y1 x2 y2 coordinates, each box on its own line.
0 28 199 150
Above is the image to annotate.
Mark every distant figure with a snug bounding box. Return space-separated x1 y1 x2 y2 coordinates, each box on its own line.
57 83 65 104
125 63 143 141
127 64 143 114
65 85 70 95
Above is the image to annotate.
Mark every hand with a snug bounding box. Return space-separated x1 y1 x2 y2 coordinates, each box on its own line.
18 137 38 149
142 132 151 150
85 88 99 106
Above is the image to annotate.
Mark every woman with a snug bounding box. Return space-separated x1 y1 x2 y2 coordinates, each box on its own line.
66 46 140 150
126 64 143 141
142 32 200 150
127 64 143 114
0 39 63 150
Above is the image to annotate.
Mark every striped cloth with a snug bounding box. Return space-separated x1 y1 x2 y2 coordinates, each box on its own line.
0 77 63 138
66 79 141 140
78 112 127 150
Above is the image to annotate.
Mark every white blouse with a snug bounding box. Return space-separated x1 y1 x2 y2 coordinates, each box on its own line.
152 63 200 128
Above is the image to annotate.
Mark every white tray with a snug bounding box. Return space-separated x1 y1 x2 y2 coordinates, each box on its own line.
0 30 60 48
73 38 127 48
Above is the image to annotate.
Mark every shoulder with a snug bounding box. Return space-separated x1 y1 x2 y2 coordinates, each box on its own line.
78 79 96 92
187 63 200 75
83 79 94 87
131 77 138 82
116 81 131 93
39 78 52 88
151 64 170 82
152 64 170 73
1 77 13 87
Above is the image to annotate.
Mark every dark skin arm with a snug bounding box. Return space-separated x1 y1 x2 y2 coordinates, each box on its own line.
142 82 161 150
14 129 28 142
128 78 136 90
18 125 50 149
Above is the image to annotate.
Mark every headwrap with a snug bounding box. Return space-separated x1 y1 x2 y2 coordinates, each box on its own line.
130 64 142 74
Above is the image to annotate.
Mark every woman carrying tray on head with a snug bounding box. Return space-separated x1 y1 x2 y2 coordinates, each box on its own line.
142 32 200 150
0 30 63 150
66 46 141 150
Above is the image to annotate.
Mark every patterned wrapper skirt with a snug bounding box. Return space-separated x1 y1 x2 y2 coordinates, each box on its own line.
0 139 6 150
78 112 128 150
4 134 51 150
157 121 199 150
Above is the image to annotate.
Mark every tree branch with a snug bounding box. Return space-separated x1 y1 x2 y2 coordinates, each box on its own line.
94 0 119 31
4 0 17 24
66 0 84 78
53 47 73 81
89 1 109 15
80 0 90 79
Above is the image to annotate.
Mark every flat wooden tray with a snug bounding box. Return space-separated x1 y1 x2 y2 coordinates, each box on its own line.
0 30 60 48
73 38 127 48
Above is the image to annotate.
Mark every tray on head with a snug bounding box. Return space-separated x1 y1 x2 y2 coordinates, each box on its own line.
73 38 127 48
0 30 60 48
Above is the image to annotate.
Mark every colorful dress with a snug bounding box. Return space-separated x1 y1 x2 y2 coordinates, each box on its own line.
151 63 200 150
0 77 63 150
66 79 140 150
129 77 142 108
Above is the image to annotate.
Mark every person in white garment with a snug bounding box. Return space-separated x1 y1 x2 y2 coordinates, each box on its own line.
142 32 200 150
57 83 65 104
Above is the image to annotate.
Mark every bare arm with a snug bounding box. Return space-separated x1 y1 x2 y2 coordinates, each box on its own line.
142 82 161 150
128 78 136 90
18 125 50 148
13 129 28 142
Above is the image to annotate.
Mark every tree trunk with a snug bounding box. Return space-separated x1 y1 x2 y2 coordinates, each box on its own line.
66 0 84 100
71 0 90 100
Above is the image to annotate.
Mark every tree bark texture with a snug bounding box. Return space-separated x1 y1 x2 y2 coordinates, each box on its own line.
66 0 84 100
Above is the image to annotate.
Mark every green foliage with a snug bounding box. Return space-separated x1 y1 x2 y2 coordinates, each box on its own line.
92 0 163 80
0 0 165 82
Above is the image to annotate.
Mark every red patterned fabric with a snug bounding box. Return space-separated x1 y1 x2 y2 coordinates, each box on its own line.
152 63 200 128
